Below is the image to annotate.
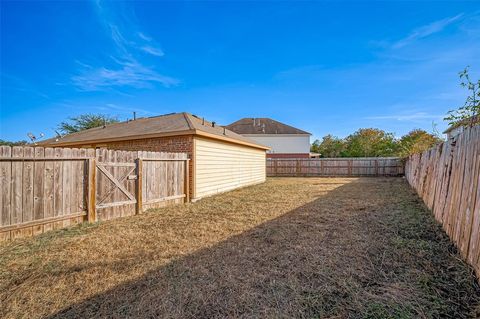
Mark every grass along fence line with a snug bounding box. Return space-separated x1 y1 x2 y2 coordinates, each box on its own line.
1 178 479 318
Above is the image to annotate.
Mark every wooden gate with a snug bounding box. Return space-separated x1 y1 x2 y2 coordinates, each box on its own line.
91 150 190 222
95 161 138 210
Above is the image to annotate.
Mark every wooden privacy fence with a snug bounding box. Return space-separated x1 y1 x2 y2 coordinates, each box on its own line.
405 125 480 278
0 146 189 241
267 157 404 177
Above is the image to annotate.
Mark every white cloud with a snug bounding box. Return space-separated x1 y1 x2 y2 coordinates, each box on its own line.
393 13 464 49
72 60 179 91
138 32 152 42
72 0 176 91
141 46 165 57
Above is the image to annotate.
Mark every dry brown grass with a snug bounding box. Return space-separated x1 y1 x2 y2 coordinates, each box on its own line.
1 177 479 318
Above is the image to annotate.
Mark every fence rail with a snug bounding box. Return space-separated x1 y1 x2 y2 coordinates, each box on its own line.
267 157 404 177
0 146 188 241
405 124 480 278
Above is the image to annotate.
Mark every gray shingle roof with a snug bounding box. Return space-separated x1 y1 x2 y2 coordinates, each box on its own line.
41 113 268 149
226 118 310 135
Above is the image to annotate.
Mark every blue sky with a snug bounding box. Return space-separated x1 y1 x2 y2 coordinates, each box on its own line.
1 1 479 142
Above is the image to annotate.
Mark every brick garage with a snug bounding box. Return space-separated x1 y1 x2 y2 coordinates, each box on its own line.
42 113 269 200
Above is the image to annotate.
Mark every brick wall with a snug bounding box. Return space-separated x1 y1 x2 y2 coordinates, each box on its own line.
103 135 193 154
88 135 195 199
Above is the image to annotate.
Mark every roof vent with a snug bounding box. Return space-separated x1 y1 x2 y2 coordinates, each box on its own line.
212 121 216 127
223 127 226 135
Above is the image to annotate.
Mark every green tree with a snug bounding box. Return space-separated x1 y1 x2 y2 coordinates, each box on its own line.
58 114 119 135
0 139 28 146
311 135 346 157
343 128 398 157
397 129 443 157
444 66 480 127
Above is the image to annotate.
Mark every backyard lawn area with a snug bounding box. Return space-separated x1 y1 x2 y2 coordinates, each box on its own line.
1 177 480 318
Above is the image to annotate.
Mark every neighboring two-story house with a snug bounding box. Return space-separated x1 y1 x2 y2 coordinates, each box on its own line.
226 118 311 158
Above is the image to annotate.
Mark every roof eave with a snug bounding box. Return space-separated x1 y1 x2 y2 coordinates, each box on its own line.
194 130 270 150
41 129 197 147
41 128 270 150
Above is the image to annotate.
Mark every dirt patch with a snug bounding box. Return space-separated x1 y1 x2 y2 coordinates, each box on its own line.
1 178 479 318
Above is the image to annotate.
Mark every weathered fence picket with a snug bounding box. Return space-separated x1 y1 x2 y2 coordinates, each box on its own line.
405 124 480 278
266 157 404 177
0 146 189 241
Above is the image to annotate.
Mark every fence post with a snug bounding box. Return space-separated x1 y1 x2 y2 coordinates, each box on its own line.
274 159 278 176
348 160 352 175
135 158 143 214
87 158 96 222
375 159 379 176
184 159 190 203
296 160 300 177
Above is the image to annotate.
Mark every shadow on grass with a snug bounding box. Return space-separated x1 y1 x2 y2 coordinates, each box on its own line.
48 178 480 318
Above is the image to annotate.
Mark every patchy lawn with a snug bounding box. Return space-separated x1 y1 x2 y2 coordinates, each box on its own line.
1 178 479 318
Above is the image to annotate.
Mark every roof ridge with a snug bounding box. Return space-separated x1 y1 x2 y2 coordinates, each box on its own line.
182 112 195 130
57 119 122 139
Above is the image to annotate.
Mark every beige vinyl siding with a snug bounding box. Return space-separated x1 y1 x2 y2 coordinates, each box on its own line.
194 136 266 199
